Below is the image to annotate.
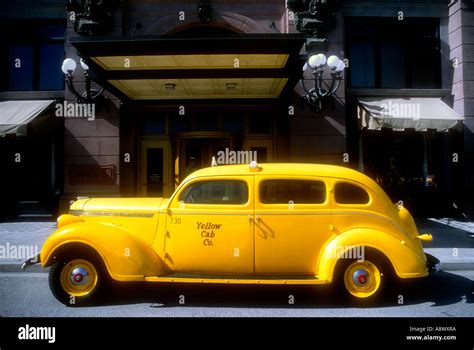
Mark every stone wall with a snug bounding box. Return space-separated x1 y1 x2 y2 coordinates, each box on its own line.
449 0 474 216
289 9 347 165
60 6 123 212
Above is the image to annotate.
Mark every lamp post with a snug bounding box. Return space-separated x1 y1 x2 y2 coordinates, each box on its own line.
61 58 105 104
301 53 345 111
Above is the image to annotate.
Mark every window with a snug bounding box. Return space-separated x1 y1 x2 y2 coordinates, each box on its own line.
349 40 375 88
260 180 326 204
346 17 441 89
222 114 244 134
142 115 165 135
380 41 405 88
180 180 248 204
170 115 192 134
8 45 34 91
194 111 219 131
39 43 64 90
1 21 65 91
335 182 370 204
248 112 272 134
146 148 164 197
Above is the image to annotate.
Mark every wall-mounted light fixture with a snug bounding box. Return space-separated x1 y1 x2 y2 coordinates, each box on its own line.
226 83 237 91
61 58 105 103
301 53 345 111
165 83 176 91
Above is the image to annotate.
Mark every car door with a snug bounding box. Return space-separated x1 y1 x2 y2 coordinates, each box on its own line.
164 176 254 274
254 176 333 275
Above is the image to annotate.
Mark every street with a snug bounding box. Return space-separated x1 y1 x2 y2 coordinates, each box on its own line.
1 270 473 317
1 219 473 317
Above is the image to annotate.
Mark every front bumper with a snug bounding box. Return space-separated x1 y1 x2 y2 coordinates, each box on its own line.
426 253 441 274
21 252 41 271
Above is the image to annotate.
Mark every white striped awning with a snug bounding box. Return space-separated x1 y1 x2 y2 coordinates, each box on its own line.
358 97 463 131
0 100 55 136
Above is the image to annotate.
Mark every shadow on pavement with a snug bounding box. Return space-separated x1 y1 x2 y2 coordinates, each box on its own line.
89 271 473 309
397 271 474 307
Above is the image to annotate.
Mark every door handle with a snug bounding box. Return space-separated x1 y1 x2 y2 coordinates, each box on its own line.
248 216 261 224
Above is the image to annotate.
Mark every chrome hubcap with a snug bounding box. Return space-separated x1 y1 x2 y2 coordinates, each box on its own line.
352 269 370 287
70 267 89 286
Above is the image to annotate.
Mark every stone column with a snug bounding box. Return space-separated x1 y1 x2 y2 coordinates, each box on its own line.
60 5 123 213
449 0 474 216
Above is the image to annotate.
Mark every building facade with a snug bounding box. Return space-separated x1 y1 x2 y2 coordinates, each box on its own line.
0 0 472 219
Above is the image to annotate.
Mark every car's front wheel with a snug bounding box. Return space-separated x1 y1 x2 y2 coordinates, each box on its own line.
49 252 107 306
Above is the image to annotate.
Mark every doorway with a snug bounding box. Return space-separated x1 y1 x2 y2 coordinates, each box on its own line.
243 137 273 163
175 132 233 183
140 139 172 197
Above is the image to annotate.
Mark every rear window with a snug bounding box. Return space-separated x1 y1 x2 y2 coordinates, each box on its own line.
180 180 248 205
260 180 326 204
334 182 370 204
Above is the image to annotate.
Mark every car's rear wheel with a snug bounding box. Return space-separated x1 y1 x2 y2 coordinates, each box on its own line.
335 250 392 304
343 260 382 298
49 252 107 306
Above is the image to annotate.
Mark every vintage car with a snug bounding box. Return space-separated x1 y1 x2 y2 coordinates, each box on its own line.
24 162 440 305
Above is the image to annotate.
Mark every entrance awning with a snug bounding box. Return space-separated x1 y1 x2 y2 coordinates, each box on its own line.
0 100 55 136
358 97 463 132
71 34 305 101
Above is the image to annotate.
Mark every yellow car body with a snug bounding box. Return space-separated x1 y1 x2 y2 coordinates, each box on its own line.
38 163 439 304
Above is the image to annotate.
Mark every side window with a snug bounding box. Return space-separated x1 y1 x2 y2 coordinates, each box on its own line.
260 180 326 204
334 182 370 204
180 180 248 205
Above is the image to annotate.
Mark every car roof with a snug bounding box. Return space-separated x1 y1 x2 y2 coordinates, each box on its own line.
182 163 393 205
188 163 370 183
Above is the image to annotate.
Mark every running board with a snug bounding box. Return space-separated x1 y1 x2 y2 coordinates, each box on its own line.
145 275 327 285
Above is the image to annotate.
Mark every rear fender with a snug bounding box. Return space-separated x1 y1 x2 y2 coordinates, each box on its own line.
317 228 428 282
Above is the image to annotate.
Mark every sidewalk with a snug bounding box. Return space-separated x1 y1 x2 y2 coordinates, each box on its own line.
0 218 473 273
417 218 474 271
0 220 55 272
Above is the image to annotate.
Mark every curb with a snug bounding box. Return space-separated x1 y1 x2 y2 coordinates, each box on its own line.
440 261 474 271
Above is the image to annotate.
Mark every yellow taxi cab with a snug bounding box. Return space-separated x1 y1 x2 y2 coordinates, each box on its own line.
24 162 440 305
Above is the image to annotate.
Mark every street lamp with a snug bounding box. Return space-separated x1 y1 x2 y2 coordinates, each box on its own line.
301 53 345 111
61 58 104 103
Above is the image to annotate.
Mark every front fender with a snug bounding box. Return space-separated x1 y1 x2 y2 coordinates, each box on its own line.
317 228 428 282
41 222 168 281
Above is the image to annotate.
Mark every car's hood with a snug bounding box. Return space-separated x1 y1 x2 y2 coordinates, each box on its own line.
70 197 167 214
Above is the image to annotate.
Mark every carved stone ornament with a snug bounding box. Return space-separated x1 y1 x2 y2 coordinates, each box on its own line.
67 0 120 36
287 0 340 51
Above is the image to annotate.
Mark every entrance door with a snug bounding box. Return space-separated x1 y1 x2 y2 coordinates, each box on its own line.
177 133 232 182
253 176 333 275
140 139 172 197
243 137 273 163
